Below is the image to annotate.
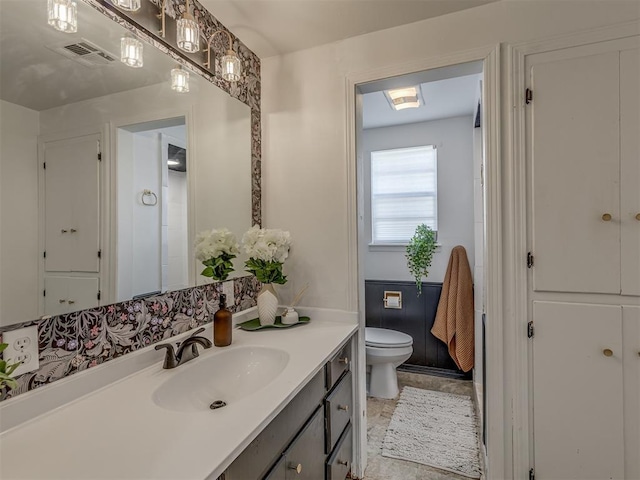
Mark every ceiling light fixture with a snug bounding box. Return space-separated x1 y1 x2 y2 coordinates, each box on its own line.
121 36 143 68
176 0 199 53
204 30 242 82
113 0 140 12
47 0 77 33
171 66 190 93
384 86 423 111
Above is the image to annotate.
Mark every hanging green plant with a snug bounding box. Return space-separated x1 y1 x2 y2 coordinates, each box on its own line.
406 224 437 296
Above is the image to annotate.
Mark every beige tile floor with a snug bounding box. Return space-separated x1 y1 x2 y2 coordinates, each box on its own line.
364 371 480 480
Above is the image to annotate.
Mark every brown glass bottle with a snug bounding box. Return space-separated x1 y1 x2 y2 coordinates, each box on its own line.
213 294 232 347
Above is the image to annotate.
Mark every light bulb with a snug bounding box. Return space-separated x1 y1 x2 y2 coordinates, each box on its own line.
48 0 77 33
221 52 241 82
121 37 143 68
171 68 190 93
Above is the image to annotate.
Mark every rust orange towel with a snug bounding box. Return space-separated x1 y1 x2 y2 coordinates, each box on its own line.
431 245 474 372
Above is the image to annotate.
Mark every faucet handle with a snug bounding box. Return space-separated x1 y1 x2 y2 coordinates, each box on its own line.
189 327 206 338
155 343 178 369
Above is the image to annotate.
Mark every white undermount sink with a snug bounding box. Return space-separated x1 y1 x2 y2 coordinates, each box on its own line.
152 346 290 412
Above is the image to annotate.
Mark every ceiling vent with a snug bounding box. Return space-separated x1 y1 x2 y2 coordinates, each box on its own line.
47 39 117 67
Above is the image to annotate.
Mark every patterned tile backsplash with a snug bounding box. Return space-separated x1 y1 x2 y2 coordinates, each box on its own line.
0 276 260 401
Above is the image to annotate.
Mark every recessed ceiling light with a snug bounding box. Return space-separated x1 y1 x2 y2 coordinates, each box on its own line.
384 86 423 111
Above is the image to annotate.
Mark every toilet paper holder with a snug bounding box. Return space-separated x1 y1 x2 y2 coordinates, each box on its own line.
383 291 402 309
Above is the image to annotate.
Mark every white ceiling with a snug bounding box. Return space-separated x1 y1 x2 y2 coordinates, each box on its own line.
0 0 173 111
363 73 482 129
199 0 499 58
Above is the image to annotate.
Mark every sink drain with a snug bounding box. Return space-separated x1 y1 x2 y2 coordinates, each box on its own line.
210 400 227 410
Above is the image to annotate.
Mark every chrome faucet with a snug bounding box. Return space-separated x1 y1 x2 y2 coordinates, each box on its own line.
154 327 213 369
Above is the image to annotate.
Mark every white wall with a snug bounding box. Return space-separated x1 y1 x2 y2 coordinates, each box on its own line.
0 100 39 326
262 0 639 312
168 170 189 291
362 116 475 282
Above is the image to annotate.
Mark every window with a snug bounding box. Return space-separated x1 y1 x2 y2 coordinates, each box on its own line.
370 145 437 244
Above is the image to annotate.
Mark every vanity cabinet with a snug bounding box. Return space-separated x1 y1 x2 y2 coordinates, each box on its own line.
222 339 354 480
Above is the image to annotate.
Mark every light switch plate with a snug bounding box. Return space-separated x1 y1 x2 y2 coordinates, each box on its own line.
222 281 235 307
2 325 40 376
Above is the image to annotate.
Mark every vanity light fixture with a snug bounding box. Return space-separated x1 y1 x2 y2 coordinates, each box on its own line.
47 0 77 33
204 29 242 82
113 0 140 12
156 0 167 38
171 66 190 93
121 36 144 68
176 0 200 53
384 86 423 111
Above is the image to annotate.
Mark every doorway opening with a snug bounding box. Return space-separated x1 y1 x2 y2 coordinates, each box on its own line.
354 60 488 479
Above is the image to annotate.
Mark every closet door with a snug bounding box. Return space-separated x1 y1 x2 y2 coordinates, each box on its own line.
620 46 640 296
622 306 640 480
528 46 620 294
532 301 624 480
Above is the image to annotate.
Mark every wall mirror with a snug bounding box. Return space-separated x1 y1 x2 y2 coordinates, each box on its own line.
0 0 253 327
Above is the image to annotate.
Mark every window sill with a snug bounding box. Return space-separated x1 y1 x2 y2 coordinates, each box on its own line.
368 243 442 252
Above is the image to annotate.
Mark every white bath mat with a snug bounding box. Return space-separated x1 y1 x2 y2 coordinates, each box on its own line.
382 386 481 478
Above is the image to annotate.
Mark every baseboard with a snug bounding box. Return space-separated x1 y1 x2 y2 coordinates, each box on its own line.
398 364 472 380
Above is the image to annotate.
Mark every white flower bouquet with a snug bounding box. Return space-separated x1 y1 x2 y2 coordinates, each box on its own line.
194 228 240 281
242 225 291 284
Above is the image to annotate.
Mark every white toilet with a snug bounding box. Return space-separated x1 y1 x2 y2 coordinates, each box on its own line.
365 327 413 399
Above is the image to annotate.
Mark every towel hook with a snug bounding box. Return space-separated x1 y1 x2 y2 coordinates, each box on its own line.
141 189 158 206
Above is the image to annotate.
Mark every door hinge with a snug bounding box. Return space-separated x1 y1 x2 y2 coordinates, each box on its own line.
527 252 534 268
98 250 101 258
525 88 533 104
43 289 46 297
97 290 101 301
529 468 535 480
97 140 101 161
43 251 46 258
43 162 46 169
98 152 102 161
528 321 534 338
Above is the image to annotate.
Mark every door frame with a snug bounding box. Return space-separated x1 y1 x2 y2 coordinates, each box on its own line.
346 43 502 479
508 20 639 479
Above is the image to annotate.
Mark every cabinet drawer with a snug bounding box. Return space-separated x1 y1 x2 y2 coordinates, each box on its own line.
283 406 325 480
263 456 286 480
326 422 352 480
325 370 352 453
326 344 350 391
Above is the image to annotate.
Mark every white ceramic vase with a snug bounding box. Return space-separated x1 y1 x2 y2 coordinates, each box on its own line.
257 283 278 325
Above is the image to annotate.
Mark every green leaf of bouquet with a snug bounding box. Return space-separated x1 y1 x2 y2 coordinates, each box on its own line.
201 266 214 277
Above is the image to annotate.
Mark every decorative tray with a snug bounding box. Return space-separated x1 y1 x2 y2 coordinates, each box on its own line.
237 316 311 331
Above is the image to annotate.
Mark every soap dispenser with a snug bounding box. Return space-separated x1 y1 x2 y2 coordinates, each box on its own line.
213 294 232 347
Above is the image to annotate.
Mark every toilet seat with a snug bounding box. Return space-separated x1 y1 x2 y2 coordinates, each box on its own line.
365 327 413 348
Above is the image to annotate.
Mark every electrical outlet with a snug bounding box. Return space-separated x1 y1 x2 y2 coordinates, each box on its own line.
2 325 39 376
222 281 235 307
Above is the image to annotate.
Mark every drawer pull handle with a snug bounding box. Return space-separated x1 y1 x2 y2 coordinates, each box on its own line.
338 460 349 466
603 348 613 357
61 229 68 233
602 213 612 221
338 404 349 411
289 463 302 474
338 357 349 364
59 299 67 304
70 228 77 233
68 300 75 305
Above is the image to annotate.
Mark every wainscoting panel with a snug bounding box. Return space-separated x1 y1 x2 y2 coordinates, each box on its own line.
365 280 461 374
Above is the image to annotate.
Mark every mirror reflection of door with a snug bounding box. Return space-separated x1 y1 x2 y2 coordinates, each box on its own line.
116 117 188 302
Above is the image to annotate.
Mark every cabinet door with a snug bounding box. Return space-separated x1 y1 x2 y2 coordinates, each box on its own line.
67 277 99 311
620 46 640 296
44 276 70 316
532 301 624 480
622 306 640 480
283 407 325 480
528 47 621 294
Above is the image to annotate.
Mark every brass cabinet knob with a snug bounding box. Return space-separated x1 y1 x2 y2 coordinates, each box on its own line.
61 229 68 233
603 348 613 357
289 463 302 474
68 300 75 305
338 404 349 411
59 299 66 304
338 357 349 364
636 213 640 221
602 213 612 221
70 228 77 233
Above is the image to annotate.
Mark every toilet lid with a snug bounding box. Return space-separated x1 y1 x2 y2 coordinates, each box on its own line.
365 327 413 348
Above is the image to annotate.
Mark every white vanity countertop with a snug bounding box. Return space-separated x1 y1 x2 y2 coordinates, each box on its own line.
0 311 358 480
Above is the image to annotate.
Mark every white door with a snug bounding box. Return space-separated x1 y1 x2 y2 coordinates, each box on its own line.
44 134 100 273
532 301 624 480
527 43 624 294
620 46 640 296
622 305 640 480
